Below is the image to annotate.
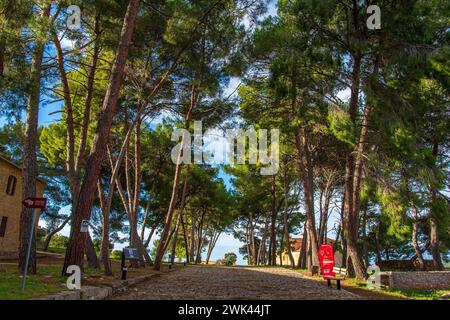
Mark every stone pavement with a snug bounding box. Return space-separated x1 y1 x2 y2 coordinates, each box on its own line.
110 265 360 300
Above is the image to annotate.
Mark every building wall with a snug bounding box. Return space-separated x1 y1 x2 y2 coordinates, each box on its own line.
278 252 300 265
0 158 46 257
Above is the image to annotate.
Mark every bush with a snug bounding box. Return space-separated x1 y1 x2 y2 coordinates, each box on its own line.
48 234 69 249
224 252 237 266
110 250 122 260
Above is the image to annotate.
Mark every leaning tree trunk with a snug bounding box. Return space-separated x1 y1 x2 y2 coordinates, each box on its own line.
154 85 197 270
206 231 221 264
171 168 190 264
42 217 70 252
18 2 51 274
62 0 141 275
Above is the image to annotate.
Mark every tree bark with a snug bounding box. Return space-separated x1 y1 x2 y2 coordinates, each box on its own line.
53 32 76 198
282 169 295 268
342 53 368 280
98 180 112 275
18 2 51 274
270 175 277 265
75 14 101 179
62 0 141 275
429 143 444 271
85 232 100 269
295 129 320 271
298 223 308 269
411 206 425 271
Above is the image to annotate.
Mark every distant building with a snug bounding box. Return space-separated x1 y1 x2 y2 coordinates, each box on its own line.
278 236 335 265
0 156 46 259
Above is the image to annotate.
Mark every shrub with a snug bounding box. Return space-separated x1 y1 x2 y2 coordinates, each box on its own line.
224 252 237 266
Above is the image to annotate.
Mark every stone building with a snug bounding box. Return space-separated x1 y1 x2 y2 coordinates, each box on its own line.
0 156 46 258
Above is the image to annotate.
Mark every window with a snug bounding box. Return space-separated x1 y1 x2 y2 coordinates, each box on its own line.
0 216 7 237
6 175 16 196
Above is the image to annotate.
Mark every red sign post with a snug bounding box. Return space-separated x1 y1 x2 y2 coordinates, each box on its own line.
21 197 46 290
318 244 335 278
22 197 47 209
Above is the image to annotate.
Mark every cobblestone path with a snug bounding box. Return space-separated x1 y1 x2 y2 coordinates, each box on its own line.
111 266 359 300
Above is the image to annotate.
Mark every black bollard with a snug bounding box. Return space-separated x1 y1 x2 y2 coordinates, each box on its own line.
121 250 127 280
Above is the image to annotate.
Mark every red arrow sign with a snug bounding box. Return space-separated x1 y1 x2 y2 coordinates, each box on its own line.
22 197 47 209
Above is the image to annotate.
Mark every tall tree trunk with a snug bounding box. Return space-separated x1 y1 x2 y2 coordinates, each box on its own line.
374 229 382 265
206 231 221 264
282 170 295 268
53 33 76 198
75 14 101 180
169 214 181 264
18 2 51 274
144 218 159 248
411 206 425 271
195 209 206 264
189 217 196 263
180 213 190 263
430 215 444 270
429 143 444 271
361 204 369 268
295 129 320 271
298 224 308 269
154 85 197 270
339 195 347 268
333 223 341 253
62 0 141 275
169 168 190 264
98 180 112 275
270 175 277 265
342 53 368 281
318 177 332 244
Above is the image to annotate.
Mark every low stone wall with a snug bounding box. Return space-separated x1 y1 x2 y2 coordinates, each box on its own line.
378 259 436 271
388 271 450 289
0 251 18 260
34 272 163 300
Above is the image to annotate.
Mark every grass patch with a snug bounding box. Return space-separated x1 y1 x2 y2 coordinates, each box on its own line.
383 288 448 300
0 259 170 300
0 264 66 300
